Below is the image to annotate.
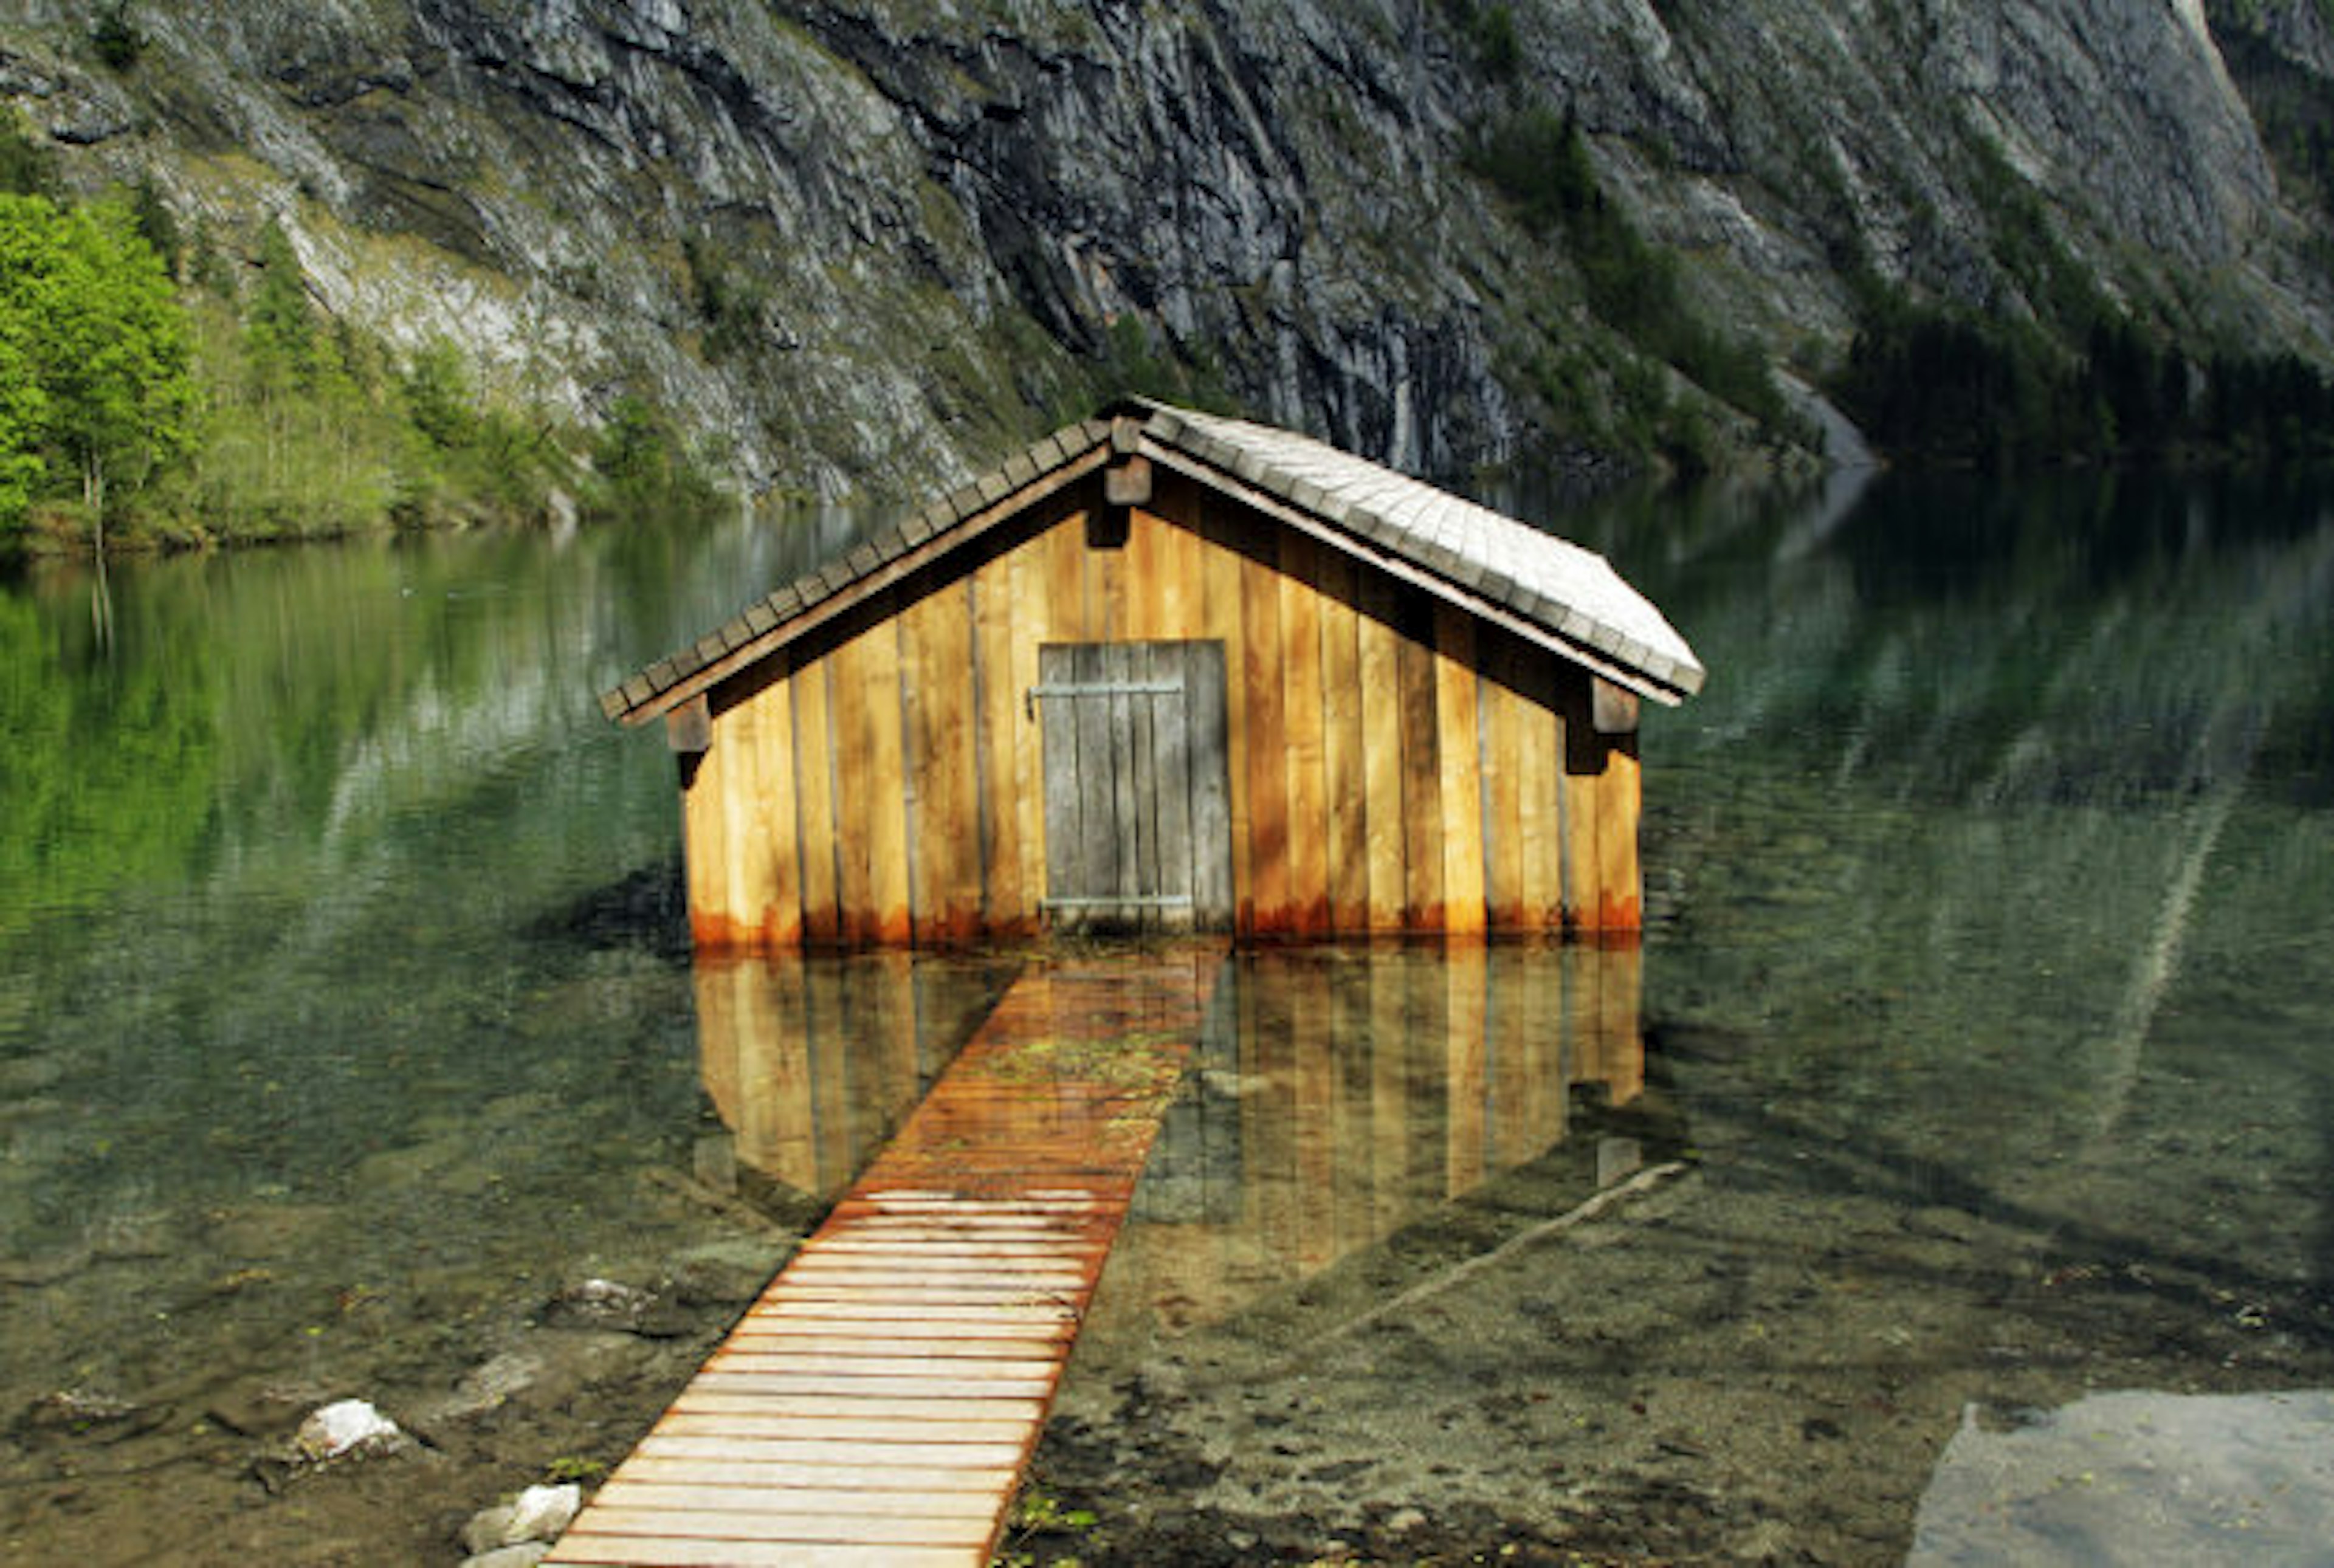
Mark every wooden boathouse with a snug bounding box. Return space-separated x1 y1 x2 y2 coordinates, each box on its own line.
563 402 1704 1563
602 397 1705 949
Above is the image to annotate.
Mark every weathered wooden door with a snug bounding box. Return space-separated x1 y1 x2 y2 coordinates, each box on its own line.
1034 641 1233 934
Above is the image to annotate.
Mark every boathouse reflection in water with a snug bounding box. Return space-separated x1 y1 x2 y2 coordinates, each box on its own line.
690 941 1647 1327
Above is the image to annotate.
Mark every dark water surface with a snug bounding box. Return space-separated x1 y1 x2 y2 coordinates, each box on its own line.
3 469 2331 1564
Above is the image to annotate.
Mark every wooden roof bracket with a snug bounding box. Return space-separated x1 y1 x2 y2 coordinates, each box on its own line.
1094 414 1151 548
666 692 712 754
1592 678 1640 737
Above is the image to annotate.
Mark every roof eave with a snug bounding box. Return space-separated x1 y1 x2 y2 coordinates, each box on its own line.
1136 432 1701 707
602 426 1115 726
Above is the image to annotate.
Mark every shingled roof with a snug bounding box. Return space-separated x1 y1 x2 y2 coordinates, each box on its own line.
602 397 1705 724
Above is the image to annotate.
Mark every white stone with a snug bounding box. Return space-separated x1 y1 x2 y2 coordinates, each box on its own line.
506 1484 582 1544
294 1398 402 1462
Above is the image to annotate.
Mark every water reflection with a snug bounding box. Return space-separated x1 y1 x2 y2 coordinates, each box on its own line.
1107 942 1651 1335
690 951 1022 1200
689 941 1656 1336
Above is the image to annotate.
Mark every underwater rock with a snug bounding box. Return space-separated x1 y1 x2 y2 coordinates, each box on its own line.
294 1398 406 1463
543 1277 655 1330
25 1388 168 1442
543 1276 694 1338
444 1350 548 1419
667 1238 785 1307
203 1382 315 1439
462 1482 581 1554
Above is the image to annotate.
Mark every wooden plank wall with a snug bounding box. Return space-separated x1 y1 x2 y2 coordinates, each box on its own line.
682 473 1644 951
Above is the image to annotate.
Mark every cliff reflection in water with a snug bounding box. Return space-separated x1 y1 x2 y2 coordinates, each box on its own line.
689 941 1654 1329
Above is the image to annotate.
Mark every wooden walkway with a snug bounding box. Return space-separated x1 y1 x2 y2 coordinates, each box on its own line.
546 943 1227 1567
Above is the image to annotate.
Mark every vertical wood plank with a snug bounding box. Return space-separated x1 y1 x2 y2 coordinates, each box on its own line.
1595 740 1644 934
1434 606 1487 937
915 586 983 941
1147 643 1195 933
1039 644 1080 929
1396 602 1444 929
1123 505 1161 642
1096 513 1127 641
898 594 939 943
1561 681 1599 937
1200 503 1253 931
863 616 914 947
791 662 842 946
683 713 733 949
1479 665 1525 932
1112 650 1148 913
1152 509 1197 640
1011 538 1051 929
1048 508 1092 642
1516 665 1563 932
1317 555 1369 935
826 634 876 946
1239 538 1290 935
742 676 804 949
718 696 759 948
1278 534 1330 936
1185 640 1235 930
971 562 1027 938
1075 644 1123 918
1357 576 1408 933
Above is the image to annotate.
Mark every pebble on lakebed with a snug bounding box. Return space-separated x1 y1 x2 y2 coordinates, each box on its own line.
294 1398 407 1463
462 1482 582 1557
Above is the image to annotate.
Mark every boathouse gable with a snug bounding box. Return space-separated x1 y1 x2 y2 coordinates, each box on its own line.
605 399 1704 951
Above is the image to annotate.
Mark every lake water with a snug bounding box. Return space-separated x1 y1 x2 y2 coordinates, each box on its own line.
2 467 2330 1565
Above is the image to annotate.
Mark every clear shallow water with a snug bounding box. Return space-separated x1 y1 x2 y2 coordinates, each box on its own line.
2 467 2331 1565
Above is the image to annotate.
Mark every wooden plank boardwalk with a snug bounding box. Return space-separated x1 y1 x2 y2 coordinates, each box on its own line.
546 942 1228 1568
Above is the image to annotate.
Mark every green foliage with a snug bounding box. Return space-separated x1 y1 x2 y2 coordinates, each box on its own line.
1093 312 1234 413
244 220 323 397
1965 140 2107 337
586 391 721 521
0 193 195 542
128 177 181 281
683 233 773 361
1439 0 1521 78
543 1454 607 1485
0 112 58 200
91 4 145 72
401 338 480 450
990 1490 1098 1568
1835 283 2334 466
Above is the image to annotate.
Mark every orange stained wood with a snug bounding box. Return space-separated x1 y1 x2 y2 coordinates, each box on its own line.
679 486 1649 951
546 943 1228 1568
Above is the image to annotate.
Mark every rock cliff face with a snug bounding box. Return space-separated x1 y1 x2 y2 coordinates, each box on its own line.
2 0 2328 493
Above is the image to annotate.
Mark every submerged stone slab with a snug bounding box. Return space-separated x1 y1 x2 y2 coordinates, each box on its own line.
1907 1389 2334 1566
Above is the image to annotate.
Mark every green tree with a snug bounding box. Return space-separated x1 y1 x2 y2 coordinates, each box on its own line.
244 218 321 396
401 337 480 450
0 326 49 529
0 194 194 547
